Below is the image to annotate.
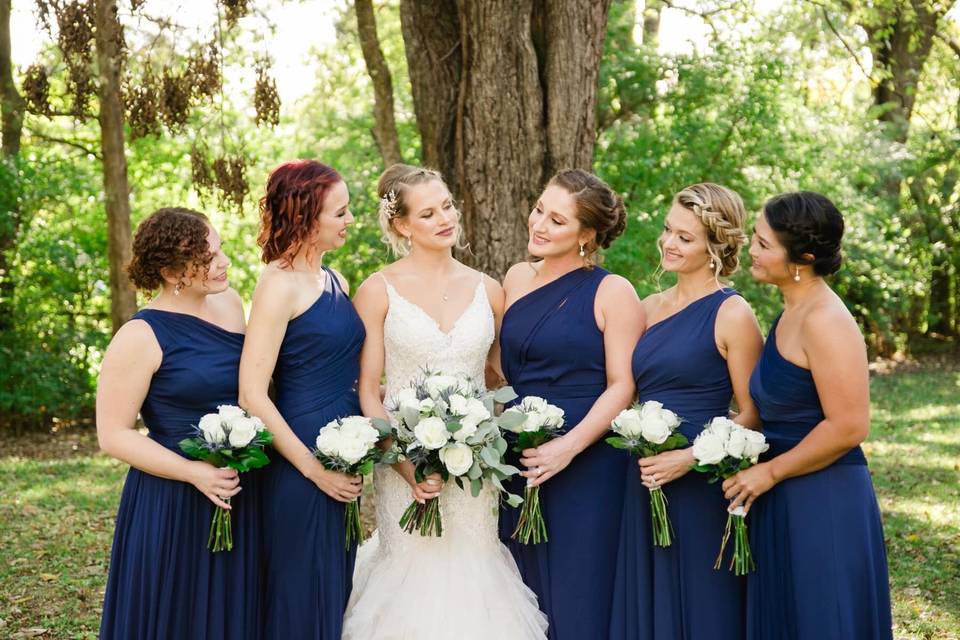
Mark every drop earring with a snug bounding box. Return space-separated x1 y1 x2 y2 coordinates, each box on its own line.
174 282 182 296
579 244 585 257
793 266 801 282
709 260 716 270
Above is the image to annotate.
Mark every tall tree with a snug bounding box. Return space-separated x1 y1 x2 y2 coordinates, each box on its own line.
93 0 136 333
383 0 612 276
356 0 403 166
0 0 25 332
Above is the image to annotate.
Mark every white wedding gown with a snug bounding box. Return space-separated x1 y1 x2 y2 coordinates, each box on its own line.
341 276 548 640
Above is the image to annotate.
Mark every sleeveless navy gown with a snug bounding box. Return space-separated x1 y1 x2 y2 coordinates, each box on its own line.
100 309 261 640
499 266 630 640
747 313 892 639
610 288 746 640
260 266 366 639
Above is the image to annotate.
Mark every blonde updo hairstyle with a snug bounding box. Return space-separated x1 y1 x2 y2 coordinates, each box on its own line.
669 183 747 278
377 163 463 256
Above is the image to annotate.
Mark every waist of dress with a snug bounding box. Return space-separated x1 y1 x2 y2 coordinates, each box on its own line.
276 382 360 421
147 430 195 455
762 436 867 466
512 380 606 400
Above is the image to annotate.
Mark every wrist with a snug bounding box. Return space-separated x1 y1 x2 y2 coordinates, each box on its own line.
560 430 586 457
763 460 782 484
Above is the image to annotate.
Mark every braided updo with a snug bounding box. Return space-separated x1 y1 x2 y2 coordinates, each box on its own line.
547 169 626 260
673 183 747 278
763 191 843 276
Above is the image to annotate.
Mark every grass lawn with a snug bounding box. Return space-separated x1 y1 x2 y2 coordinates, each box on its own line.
0 359 957 639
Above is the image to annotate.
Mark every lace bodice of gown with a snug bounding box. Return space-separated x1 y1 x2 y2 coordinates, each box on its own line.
375 275 498 550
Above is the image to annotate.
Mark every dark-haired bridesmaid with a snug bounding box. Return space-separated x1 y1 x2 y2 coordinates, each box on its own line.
610 183 763 640
98 208 259 639
238 161 365 639
723 191 892 640
499 169 644 639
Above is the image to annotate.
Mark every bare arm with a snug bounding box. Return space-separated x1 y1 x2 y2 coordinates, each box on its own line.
717 295 763 429
96 320 240 509
238 271 360 503
483 274 506 389
522 275 644 487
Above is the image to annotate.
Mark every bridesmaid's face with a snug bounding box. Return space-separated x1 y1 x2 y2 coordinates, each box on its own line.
395 179 460 252
175 224 230 296
312 180 353 252
748 213 790 284
528 185 590 259
659 204 710 274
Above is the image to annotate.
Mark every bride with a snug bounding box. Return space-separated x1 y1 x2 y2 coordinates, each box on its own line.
342 164 548 640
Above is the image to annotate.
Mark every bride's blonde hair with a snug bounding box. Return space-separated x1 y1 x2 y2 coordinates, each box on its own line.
377 164 466 256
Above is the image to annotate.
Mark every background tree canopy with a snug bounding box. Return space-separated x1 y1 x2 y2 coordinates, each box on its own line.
0 0 958 431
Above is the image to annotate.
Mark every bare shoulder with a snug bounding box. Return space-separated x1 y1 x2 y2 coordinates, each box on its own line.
598 273 640 303
717 293 758 327
253 264 298 301
802 298 862 351
503 261 538 289
104 318 162 369
353 271 389 315
208 287 246 331
480 272 505 311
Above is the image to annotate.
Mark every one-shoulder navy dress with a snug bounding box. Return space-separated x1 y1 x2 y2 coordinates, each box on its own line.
746 313 892 640
100 309 261 640
499 267 630 640
260 266 366 639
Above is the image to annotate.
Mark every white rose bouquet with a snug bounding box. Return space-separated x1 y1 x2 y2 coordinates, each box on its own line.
178 404 273 552
389 371 522 537
690 416 769 574
606 401 687 547
313 415 392 549
497 396 566 544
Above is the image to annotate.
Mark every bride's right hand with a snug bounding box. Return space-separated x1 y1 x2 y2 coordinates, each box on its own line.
394 460 443 503
303 458 363 503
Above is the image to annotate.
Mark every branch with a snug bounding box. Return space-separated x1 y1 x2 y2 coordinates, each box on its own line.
355 0 402 166
934 30 960 59
26 127 101 158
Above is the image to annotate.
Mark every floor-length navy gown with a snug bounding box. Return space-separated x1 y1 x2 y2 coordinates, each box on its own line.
610 288 746 640
499 266 630 640
100 309 261 640
260 266 366 639
746 313 892 640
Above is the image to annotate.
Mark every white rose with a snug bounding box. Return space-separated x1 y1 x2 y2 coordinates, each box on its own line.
217 404 246 421
228 416 259 448
640 413 672 444
521 410 546 433
543 404 565 427
414 416 450 450
315 425 344 456
396 388 419 409
522 396 549 413
465 398 490 421
339 416 379 446
448 394 470 416
338 435 370 465
439 442 474 476
419 398 437 414
639 400 664 419
454 404 490 442
743 429 769 462
691 430 727 465
724 427 748 459
198 413 226 444
612 408 643 438
707 416 735 441
250 415 267 431
424 375 459 398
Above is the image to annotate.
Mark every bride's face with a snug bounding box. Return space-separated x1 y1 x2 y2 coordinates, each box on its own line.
395 179 460 253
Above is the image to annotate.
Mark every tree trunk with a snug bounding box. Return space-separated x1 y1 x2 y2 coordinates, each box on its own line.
93 0 136 333
0 0 24 333
396 0 612 277
355 0 403 167
642 0 662 47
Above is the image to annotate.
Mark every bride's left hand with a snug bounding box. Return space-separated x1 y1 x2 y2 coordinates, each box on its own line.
520 436 577 487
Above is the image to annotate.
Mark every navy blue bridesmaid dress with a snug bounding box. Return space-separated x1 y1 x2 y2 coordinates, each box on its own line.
610 288 745 640
260 266 366 639
747 313 892 640
499 266 630 640
100 309 261 640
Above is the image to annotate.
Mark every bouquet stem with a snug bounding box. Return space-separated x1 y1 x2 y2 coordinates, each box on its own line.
512 484 548 544
208 499 233 552
399 497 443 537
714 511 754 575
345 498 364 550
648 486 673 547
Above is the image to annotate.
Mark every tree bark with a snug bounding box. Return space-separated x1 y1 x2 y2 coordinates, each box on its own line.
93 0 136 333
395 0 612 277
355 0 403 167
0 0 24 333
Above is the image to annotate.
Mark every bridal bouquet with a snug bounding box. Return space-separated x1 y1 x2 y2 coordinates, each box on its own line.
179 404 273 552
690 417 769 574
497 396 565 544
313 415 392 549
606 401 687 547
389 371 521 537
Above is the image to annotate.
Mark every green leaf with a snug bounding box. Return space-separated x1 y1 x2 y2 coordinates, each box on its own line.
497 410 525 430
493 386 518 404
605 436 634 451
470 477 482 497
371 417 392 437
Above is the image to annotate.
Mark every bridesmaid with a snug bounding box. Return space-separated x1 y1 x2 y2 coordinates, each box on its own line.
609 184 763 640
723 192 892 640
98 208 259 639
499 169 644 639
238 160 365 639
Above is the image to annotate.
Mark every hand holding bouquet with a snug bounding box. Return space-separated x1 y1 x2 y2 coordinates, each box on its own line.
606 401 687 547
314 415 392 549
690 417 769 574
497 396 565 544
179 405 273 552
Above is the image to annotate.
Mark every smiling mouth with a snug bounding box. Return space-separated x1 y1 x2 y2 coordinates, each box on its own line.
437 228 454 236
